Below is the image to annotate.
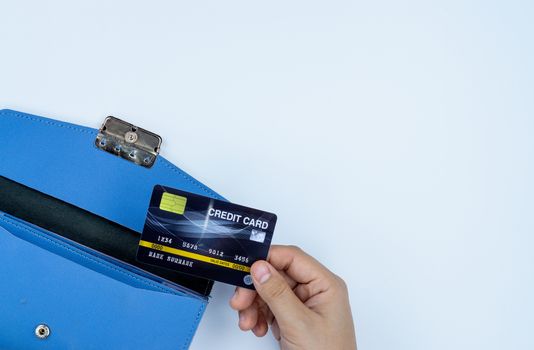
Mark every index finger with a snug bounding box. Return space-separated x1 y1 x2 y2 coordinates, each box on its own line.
230 267 298 310
230 287 256 311
267 245 334 285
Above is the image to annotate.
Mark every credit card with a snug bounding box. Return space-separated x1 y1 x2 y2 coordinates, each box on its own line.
136 185 277 289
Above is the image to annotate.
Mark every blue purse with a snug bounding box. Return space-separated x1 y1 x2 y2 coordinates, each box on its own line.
0 109 223 349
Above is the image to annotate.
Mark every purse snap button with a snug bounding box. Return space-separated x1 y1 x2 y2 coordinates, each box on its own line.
35 324 50 339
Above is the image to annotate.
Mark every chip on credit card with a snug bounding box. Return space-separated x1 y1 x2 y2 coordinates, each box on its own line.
136 185 277 289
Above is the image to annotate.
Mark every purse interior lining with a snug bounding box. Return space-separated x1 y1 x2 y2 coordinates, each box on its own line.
0 176 213 296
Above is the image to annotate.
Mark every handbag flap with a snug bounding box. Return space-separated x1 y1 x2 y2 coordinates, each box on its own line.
0 109 225 233
0 109 221 348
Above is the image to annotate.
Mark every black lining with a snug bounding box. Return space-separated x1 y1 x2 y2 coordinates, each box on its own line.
0 176 213 296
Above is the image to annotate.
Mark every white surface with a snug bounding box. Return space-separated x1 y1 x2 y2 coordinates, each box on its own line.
1 1 533 349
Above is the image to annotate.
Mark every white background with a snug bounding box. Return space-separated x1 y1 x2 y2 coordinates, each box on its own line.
1 1 533 349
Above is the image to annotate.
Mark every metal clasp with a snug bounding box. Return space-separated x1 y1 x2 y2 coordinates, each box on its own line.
95 117 162 168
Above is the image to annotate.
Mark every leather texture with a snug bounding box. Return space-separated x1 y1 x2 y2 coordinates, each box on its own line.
0 109 224 349
0 109 224 233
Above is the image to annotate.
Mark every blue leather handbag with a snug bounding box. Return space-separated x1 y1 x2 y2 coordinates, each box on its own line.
0 109 223 349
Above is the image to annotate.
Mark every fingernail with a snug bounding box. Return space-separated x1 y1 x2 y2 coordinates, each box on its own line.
239 312 246 324
252 262 271 284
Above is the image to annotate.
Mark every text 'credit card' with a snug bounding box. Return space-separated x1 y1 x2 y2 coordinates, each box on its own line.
136 185 277 289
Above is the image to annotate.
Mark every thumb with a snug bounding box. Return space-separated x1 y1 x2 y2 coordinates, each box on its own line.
251 261 310 329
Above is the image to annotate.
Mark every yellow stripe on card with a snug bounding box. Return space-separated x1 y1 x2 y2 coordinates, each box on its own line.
159 192 187 215
138 240 251 273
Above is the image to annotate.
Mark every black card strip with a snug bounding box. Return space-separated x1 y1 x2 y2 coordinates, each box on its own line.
0 176 213 296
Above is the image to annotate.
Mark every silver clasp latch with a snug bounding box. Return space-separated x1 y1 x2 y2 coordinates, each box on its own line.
95 117 162 168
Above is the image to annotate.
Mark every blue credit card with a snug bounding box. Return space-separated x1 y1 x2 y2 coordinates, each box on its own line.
136 185 277 289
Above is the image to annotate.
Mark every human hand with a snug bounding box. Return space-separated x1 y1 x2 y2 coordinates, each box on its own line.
229 245 357 350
